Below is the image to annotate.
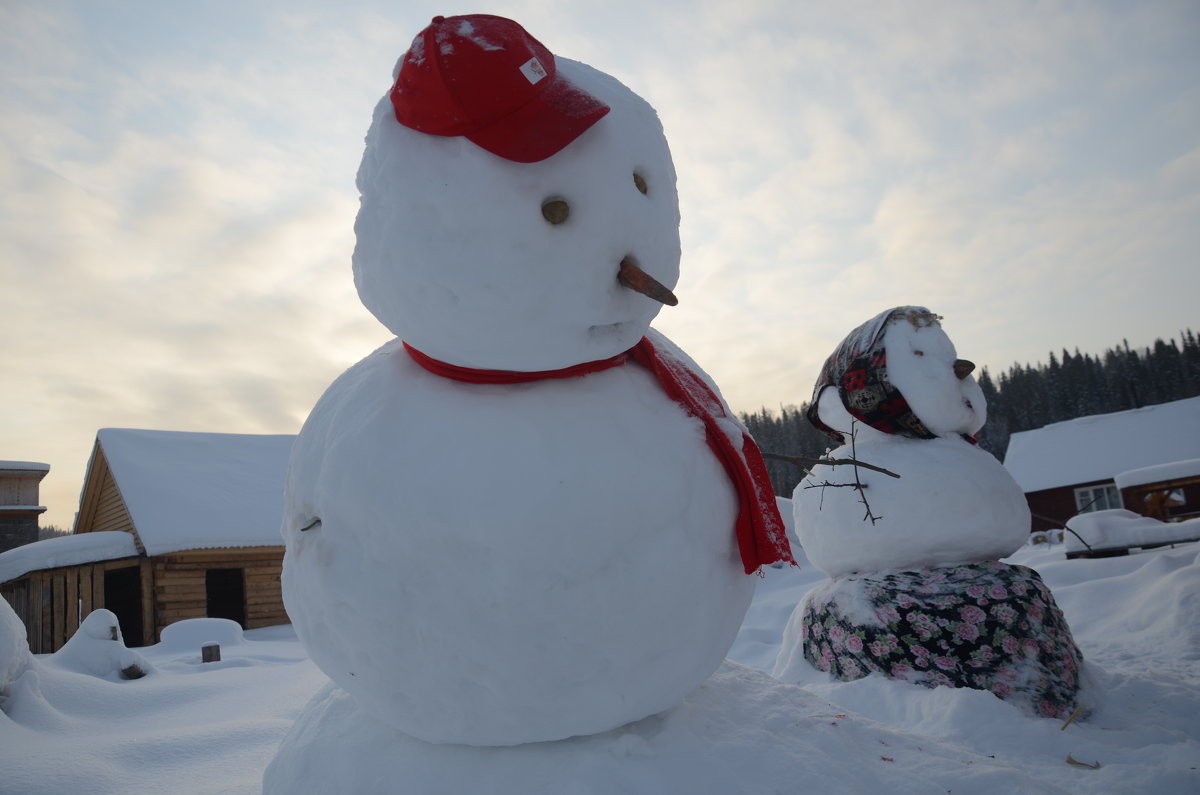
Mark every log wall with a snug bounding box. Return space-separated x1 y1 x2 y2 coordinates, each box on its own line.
1 546 287 653
0 557 142 653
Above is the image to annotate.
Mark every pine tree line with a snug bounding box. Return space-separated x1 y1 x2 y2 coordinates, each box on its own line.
741 329 1200 498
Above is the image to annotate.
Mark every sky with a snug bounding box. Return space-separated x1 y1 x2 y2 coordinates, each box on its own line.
2 0 1198 531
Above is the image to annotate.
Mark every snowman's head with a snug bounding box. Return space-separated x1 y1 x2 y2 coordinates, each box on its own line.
352 15 680 370
808 307 986 443
883 310 986 438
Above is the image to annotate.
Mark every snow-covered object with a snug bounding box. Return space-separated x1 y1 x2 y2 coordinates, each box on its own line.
282 29 761 746
1 597 31 699
1065 509 1200 556
796 308 1027 577
774 561 1084 719
157 617 245 653
49 610 151 680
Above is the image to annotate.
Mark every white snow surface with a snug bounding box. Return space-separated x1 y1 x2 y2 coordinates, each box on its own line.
1115 457 1200 489
1064 509 1200 554
1004 396 1200 493
1 535 1197 794
93 429 293 554
0 531 138 585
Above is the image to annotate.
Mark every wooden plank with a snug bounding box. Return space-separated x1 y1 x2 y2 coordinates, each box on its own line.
52 574 66 651
65 571 79 638
155 575 208 587
79 568 93 621
92 564 105 612
140 559 155 646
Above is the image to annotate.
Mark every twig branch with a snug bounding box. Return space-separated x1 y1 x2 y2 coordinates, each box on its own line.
762 452 901 479
847 425 882 524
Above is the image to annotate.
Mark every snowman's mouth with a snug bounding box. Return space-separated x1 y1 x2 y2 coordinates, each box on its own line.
588 320 632 341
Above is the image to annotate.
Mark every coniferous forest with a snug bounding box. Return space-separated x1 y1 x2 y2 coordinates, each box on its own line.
741 330 1200 498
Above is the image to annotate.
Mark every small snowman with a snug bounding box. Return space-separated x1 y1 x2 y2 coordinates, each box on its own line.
279 14 792 748
773 307 1083 719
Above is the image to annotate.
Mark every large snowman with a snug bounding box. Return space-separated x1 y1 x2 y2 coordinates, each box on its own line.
280 14 792 748
774 307 1084 719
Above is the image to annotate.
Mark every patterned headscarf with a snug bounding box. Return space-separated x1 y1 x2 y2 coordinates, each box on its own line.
806 307 942 445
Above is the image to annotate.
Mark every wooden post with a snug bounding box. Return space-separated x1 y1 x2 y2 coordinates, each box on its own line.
201 642 221 663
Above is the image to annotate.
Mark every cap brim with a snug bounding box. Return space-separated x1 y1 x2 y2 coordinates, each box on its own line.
465 73 610 164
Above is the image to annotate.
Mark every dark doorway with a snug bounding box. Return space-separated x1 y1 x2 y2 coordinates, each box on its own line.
205 568 245 626
103 566 144 646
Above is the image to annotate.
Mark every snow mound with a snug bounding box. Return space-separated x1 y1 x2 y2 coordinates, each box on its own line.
1 597 32 701
157 618 246 653
48 610 151 680
263 661 1054 795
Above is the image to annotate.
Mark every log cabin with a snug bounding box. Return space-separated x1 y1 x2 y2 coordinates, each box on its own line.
1003 396 1200 533
0 429 294 653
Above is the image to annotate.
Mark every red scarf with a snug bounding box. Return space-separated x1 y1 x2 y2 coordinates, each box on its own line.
403 337 796 575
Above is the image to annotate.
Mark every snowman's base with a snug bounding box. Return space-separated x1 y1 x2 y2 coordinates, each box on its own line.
262 660 1051 794
791 561 1083 719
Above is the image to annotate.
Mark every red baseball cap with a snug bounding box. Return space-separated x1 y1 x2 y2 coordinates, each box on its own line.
390 15 611 163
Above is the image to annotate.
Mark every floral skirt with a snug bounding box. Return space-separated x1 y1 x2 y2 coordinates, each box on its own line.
801 560 1083 719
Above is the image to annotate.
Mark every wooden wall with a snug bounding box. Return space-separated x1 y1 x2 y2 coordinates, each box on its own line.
152 547 287 637
1 546 287 654
0 557 145 654
74 451 139 544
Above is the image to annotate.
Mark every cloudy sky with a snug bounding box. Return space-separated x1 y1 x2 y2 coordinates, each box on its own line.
3 0 1198 530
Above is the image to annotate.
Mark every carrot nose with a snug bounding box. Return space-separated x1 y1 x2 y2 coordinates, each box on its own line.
618 258 678 306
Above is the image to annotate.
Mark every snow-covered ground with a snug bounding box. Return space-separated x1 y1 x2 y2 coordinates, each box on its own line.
2 534 1196 794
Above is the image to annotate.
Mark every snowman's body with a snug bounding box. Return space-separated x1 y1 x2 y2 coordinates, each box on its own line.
280 29 763 747
776 309 1083 719
284 334 750 746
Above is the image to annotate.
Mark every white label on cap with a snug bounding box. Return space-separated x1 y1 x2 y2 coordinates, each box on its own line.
520 57 547 85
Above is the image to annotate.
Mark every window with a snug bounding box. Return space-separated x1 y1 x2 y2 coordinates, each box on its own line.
1074 483 1121 513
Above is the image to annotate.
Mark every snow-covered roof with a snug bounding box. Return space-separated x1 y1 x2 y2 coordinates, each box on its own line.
94 429 294 556
1115 458 1200 489
0 461 50 472
0 531 138 584
1003 396 1200 493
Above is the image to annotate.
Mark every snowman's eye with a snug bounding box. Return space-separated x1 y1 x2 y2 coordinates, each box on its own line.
633 172 648 195
541 198 570 225
913 349 924 356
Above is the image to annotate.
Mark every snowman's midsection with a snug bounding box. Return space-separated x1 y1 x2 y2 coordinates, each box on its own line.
288 344 744 585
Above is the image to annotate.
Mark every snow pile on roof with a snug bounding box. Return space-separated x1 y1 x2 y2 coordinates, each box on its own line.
1064 509 1200 555
0 531 138 584
1116 458 1200 489
1003 396 1200 492
0 461 50 472
96 429 294 555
